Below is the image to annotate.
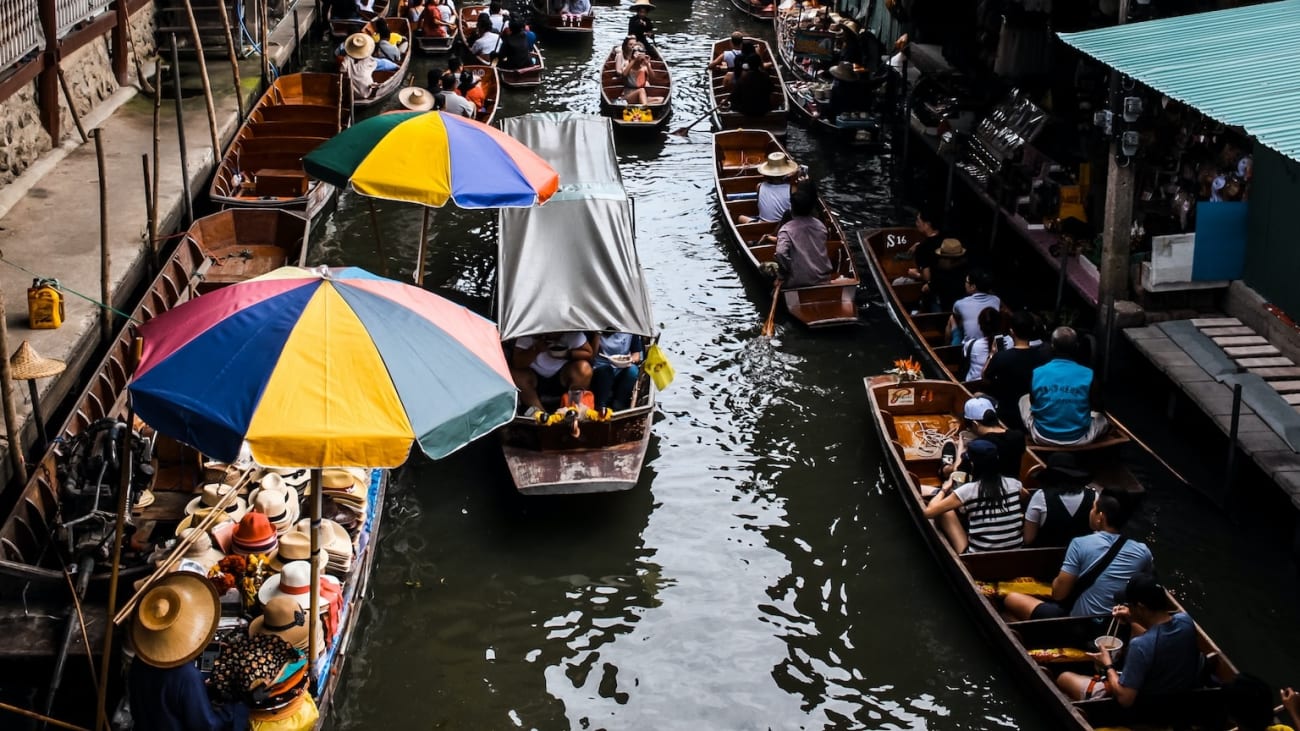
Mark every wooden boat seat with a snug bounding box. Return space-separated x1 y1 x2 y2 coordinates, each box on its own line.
253 169 310 197
1075 687 1227 728
961 547 1067 583
247 121 338 140
728 200 758 219
736 221 779 240
255 104 337 123
1028 426 1131 452
722 149 766 171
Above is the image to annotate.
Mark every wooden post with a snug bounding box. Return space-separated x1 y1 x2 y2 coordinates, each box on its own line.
214 0 246 119
151 64 163 269
141 154 154 268
1097 0 1134 359
37 0 60 137
94 129 113 343
111 0 130 84
297 213 312 267
308 469 322 677
180 0 223 159
170 36 195 227
260 0 271 88
0 293 27 485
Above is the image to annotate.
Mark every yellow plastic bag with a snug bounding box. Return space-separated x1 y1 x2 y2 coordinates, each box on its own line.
643 344 675 391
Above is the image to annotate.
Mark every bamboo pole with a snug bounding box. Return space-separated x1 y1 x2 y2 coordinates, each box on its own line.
140 154 154 269
169 36 194 227
94 129 112 343
308 470 322 678
0 292 27 485
214 0 245 120
179 0 223 159
93 340 140 731
151 64 162 269
0 701 90 731
260 0 271 88
297 212 312 267
414 208 430 285
55 68 89 143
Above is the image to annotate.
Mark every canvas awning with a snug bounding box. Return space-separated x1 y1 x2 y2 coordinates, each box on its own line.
1057 0 1300 163
497 113 655 341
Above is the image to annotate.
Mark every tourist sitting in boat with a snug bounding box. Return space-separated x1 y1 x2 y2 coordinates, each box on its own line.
710 32 746 88
616 35 644 71
942 396 1024 481
930 238 969 314
1003 487 1153 620
592 332 644 412
773 188 833 289
434 73 476 117
456 65 487 110
371 17 407 61
1023 452 1095 547
621 48 663 106
627 0 655 47
894 205 943 287
947 268 1001 345
497 18 536 70
405 0 424 25
511 332 595 419
1019 326 1110 446
1056 573 1204 706
341 34 399 100
129 574 251 730
982 310 1049 430
921 438 1027 553
963 308 1012 381
487 0 510 31
420 0 456 37
559 0 591 25
738 152 796 224
468 14 501 61
730 58 775 118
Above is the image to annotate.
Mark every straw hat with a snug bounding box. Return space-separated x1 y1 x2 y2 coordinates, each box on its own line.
757 152 799 178
178 527 226 571
184 483 249 523
131 573 220 668
251 489 299 535
232 512 279 556
937 238 966 257
828 62 860 81
175 506 236 535
249 596 311 651
261 468 312 492
321 468 369 491
269 530 328 573
629 0 654 10
291 518 353 560
9 341 66 381
258 560 339 608
344 33 375 60
398 87 435 112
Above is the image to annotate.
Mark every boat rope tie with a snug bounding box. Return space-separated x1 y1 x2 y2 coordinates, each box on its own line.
913 422 958 458
0 256 140 323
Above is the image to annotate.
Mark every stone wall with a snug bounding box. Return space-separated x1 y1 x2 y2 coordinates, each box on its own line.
0 2 156 191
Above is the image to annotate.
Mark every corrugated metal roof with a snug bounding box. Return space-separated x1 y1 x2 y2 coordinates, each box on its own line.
1057 0 1300 162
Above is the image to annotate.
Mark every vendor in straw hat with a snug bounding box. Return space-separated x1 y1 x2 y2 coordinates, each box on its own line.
397 86 435 112
128 573 250 729
627 0 655 47
738 152 799 225
339 32 399 100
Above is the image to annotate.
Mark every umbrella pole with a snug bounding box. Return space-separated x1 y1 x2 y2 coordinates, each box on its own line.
414 208 430 286
366 200 390 278
308 469 322 682
298 212 312 267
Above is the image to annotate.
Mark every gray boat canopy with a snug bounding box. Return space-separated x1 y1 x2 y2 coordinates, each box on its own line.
497 113 655 341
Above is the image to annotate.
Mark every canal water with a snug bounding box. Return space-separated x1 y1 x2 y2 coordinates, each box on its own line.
304 2 1300 728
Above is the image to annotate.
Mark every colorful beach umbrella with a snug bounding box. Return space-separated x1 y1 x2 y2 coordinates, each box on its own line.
302 111 560 209
128 266 517 468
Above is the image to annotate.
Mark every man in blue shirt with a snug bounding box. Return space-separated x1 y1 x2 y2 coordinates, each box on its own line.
1019 326 1110 445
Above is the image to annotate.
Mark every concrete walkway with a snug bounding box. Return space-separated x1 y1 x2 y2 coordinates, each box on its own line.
0 15 314 485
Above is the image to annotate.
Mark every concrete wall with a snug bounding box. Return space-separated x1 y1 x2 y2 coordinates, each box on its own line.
0 3 157 189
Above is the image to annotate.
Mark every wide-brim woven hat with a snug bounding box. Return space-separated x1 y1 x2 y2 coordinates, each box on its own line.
268 530 329 573
251 488 300 535
828 62 859 81
232 512 279 556
937 238 966 257
131 573 220 668
291 518 354 561
757 152 799 178
184 483 249 522
178 528 226 571
398 87 435 112
249 595 311 651
258 560 340 609
629 0 654 10
10 341 66 380
175 507 236 535
345 33 375 60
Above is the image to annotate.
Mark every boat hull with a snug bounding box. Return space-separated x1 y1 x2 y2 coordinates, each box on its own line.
707 36 787 138
501 402 653 495
599 44 671 130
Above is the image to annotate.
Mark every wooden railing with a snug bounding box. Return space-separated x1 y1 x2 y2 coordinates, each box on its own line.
0 0 44 71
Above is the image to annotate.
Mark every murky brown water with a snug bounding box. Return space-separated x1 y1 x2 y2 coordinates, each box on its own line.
302 2 1300 728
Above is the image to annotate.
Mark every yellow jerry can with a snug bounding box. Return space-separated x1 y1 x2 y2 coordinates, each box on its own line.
27 279 64 329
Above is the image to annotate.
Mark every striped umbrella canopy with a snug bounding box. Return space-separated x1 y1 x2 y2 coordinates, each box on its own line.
128 266 517 468
302 110 560 208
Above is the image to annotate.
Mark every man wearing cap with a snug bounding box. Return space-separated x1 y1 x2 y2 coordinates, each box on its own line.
738 152 797 224
1020 326 1110 446
1004 487 1153 621
1056 573 1204 705
943 396 1024 480
773 188 833 289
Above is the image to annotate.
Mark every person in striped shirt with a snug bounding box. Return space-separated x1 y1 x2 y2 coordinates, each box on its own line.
922 439 1027 553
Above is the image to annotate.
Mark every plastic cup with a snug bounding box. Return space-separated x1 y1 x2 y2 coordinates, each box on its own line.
950 471 967 485
1093 635 1124 660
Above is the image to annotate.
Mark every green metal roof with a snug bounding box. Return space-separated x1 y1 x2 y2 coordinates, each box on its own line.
1058 0 1300 162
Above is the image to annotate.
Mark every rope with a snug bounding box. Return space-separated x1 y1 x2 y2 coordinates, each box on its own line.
910 421 957 458
0 258 139 324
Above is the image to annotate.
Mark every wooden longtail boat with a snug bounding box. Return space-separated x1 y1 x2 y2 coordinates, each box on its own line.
599 43 672 131
773 0 836 81
730 0 774 20
209 73 350 220
460 5 547 88
530 0 594 36
857 227 1138 475
330 0 393 39
464 63 501 125
783 77 884 145
707 36 787 138
497 114 657 495
338 17 414 109
712 129 860 328
188 209 309 291
865 376 1240 730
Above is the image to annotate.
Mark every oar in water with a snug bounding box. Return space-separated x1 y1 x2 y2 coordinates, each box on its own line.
762 279 782 337
671 106 719 136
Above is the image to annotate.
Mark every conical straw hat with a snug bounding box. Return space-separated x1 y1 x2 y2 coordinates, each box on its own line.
10 341 66 380
131 573 220 668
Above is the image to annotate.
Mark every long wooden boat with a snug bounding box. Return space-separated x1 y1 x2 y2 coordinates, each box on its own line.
864 375 1241 730
330 0 392 39
460 5 547 88
730 0 775 20
712 129 860 328
599 44 671 131
783 77 884 145
339 17 414 109
464 63 501 125
402 0 457 54
707 36 787 138
497 114 658 495
773 0 837 81
209 73 350 220
187 209 309 292
530 0 594 36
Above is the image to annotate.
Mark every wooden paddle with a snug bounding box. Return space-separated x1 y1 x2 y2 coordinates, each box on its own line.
671 106 719 136
762 279 782 337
